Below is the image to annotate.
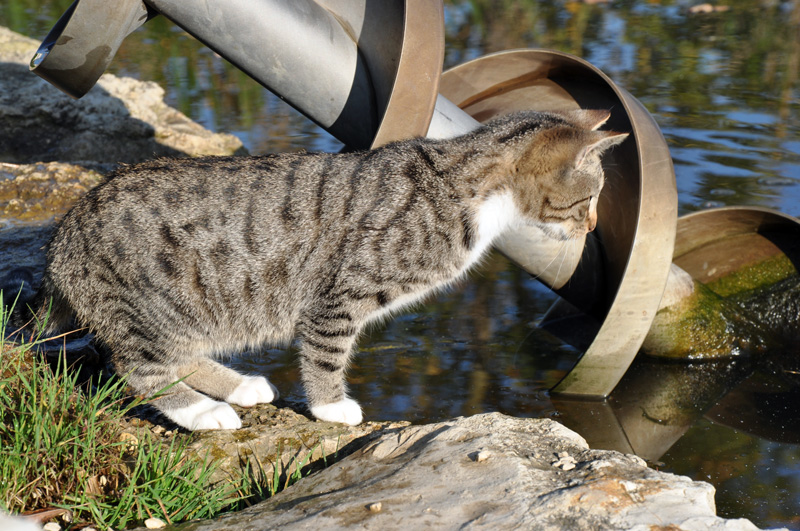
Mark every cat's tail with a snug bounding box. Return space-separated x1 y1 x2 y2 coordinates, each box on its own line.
1 268 74 345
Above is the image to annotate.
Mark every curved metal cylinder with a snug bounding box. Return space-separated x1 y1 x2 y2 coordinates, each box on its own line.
29 0 153 98
673 206 800 276
439 50 679 396
146 0 378 148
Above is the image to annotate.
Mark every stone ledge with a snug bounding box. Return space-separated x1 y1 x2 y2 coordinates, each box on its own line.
138 412 778 531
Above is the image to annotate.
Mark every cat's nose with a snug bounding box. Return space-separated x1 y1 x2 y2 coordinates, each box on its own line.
587 212 597 232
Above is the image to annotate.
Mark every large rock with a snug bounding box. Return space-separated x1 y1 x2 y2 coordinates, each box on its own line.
165 413 771 531
0 27 245 165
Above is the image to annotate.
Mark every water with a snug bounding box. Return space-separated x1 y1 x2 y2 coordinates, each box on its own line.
2 0 800 528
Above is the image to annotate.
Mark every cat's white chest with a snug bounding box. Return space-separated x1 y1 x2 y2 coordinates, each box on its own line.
464 190 519 269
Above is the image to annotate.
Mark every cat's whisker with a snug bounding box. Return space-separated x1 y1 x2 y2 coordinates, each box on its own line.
516 236 570 286
553 238 573 288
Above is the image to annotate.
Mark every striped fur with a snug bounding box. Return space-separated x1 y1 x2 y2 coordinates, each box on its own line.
27 110 627 430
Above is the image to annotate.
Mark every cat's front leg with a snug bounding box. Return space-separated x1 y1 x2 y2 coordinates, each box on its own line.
297 314 363 426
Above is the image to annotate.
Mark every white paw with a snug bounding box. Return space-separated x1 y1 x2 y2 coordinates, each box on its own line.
168 397 242 430
226 375 278 407
310 397 363 426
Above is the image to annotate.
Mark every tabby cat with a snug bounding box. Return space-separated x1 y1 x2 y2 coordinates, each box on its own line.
16 110 627 430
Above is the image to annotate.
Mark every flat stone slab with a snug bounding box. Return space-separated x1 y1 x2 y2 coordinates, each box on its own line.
161 413 774 531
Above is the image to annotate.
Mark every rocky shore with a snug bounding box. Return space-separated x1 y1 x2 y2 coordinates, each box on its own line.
129 407 768 531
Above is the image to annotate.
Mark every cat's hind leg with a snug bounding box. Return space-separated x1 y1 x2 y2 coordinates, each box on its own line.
179 358 279 407
120 359 243 430
161 387 243 430
118 348 276 430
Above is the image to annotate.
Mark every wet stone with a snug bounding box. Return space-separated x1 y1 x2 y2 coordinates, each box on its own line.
0 161 106 284
0 161 104 223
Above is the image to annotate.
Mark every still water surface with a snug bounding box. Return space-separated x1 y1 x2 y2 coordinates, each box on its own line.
2 0 800 528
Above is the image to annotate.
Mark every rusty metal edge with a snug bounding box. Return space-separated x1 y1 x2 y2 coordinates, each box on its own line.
370 0 444 148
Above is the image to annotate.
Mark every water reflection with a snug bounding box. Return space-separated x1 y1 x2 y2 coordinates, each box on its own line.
2 0 800 528
554 357 754 461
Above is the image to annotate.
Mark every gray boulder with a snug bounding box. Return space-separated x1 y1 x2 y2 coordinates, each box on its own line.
168 413 771 531
0 27 244 165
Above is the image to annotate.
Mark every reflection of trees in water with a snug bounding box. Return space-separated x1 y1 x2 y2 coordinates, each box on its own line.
446 0 799 105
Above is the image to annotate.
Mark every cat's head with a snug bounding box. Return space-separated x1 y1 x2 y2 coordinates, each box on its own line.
497 109 628 241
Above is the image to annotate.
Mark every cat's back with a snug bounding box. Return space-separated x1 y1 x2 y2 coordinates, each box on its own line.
51 153 351 252
64 153 341 221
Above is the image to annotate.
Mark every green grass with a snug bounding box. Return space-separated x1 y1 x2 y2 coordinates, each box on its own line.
0 293 243 529
0 291 339 529
235 439 336 504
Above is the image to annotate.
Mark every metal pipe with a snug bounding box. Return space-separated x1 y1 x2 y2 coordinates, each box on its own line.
143 0 380 149
426 94 482 140
29 0 154 98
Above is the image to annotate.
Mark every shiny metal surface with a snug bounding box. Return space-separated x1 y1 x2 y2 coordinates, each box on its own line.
439 49 679 397
426 94 481 140
29 0 153 98
145 0 378 149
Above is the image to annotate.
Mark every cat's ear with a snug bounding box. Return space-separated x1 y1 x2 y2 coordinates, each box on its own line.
562 109 612 131
575 131 629 167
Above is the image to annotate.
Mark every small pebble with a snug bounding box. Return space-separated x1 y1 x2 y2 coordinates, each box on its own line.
145 517 166 529
559 461 576 471
368 502 382 513
118 432 138 447
552 454 577 471
43 523 61 531
468 449 491 462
